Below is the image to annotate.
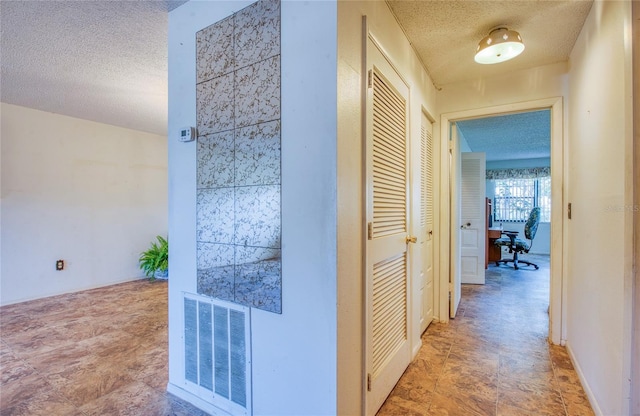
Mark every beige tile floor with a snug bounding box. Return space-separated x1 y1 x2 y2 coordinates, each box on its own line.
0 280 207 416
378 254 594 416
1 255 593 416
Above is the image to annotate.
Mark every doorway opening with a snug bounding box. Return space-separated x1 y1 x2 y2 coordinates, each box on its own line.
439 97 565 345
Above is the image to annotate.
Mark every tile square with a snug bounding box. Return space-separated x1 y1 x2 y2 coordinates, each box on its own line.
197 188 235 244
196 15 235 83
197 243 235 302
234 185 281 248
197 267 235 303
234 246 281 313
234 0 280 70
197 242 234 270
0 374 82 415
234 120 280 186
197 130 235 189
196 72 235 136
498 374 565 415
235 56 280 129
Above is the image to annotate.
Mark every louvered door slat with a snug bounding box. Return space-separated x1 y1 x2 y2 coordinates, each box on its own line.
461 159 482 221
373 187 404 198
374 74 405 118
420 124 427 227
373 111 405 140
372 66 406 239
373 126 405 154
425 129 434 225
372 253 407 375
374 161 404 179
373 143 404 167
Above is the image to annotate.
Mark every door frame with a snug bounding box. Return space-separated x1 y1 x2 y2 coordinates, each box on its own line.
438 97 565 344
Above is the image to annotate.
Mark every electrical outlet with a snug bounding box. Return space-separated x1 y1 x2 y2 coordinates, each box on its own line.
56 260 64 271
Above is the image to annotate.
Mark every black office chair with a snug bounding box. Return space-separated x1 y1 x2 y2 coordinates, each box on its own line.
494 207 540 270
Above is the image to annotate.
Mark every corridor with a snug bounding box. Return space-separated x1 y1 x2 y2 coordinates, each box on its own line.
378 255 594 416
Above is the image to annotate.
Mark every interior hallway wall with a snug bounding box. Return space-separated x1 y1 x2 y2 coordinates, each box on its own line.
337 2 438 414
168 2 337 414
565 1 634 414
0 103 168 305
633 2 640 413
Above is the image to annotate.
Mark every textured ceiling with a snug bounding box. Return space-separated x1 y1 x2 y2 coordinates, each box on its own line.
1 0 591 138
387 0 593 87
456 110 550 162
0 0 187 136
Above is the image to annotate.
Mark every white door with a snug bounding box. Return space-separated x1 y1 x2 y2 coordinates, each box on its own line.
460 152 486 284
419 113 434 333
449 125 461 318
365 37 412 416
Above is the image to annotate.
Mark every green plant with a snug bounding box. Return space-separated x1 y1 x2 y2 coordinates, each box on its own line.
139 235 168 280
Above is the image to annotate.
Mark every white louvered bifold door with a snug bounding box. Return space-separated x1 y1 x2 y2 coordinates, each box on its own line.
419 113 435 333
460 151 486 285
365 36 412 416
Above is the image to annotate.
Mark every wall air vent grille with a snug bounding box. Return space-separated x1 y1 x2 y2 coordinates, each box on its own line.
183 292 251 415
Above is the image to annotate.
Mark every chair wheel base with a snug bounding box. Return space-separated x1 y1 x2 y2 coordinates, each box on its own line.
495 258 538 270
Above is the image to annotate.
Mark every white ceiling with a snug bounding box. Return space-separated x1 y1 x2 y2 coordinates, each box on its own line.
0 0 187 136
386 0 593 87
457 110 551 162
1 0 592 149
386 0 591 161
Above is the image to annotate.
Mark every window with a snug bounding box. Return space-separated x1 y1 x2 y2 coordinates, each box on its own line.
493 177 551 222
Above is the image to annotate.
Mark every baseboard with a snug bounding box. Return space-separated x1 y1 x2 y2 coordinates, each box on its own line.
412 341 422 359
0 276 149 307
167 383 232 416
565 342 604 416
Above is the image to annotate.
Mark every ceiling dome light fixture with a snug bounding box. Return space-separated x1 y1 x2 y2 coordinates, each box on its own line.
474 27 525 64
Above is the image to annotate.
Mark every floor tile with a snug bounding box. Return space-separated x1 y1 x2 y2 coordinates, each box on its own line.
0 280 200 415
377 255 593 416
1 257 594 416
427 390 493 416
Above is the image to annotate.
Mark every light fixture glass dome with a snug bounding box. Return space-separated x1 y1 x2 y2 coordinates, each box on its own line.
474 27 525 64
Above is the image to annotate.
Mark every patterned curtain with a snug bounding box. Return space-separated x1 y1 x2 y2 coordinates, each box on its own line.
486 167 550 180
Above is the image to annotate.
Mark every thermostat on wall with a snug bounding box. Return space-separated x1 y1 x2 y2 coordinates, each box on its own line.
179 126 196 142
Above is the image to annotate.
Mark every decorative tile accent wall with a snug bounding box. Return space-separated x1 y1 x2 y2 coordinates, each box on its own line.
196 0 281 314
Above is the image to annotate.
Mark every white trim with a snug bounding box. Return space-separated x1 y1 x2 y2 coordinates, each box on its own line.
0 276 150 307
167 383 233 416
438 97 565 344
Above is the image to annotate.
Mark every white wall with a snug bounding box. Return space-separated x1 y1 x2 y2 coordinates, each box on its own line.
633 3 640 413
437 61 568 115
337 2 437 415
0 103 168 305
565 1 634 414
168 2 337 415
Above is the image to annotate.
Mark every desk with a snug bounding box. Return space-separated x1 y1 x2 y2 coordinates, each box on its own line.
487 227 503 267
